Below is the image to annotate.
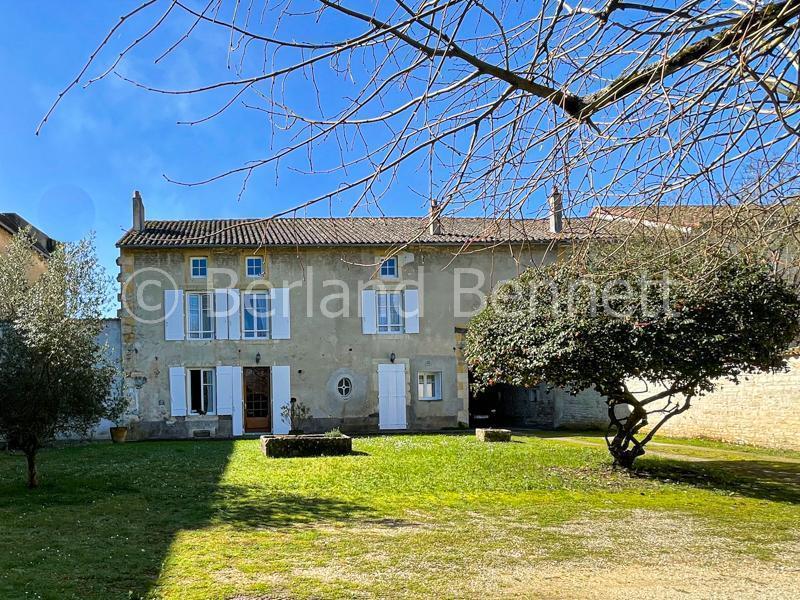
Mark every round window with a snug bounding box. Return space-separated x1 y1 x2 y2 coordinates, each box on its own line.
336 377 353 398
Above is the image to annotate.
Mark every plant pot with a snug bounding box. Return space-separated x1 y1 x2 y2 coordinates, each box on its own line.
110 426 128 444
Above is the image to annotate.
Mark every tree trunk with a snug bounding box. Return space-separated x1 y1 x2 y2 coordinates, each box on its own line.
25 450 38 489
605 393 648 469
608 444 644 469
603 385 692 470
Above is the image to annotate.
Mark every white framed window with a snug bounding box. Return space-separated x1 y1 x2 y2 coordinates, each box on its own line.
190 257 208 278
187 292 214 339
188 368 215 415
380 257 398 278
246 256 263 278
242 292 270 339
377 291 403 333
418 372 442 400
336 376 353 398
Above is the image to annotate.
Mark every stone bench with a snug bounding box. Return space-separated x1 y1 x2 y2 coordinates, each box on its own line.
475 428 512 442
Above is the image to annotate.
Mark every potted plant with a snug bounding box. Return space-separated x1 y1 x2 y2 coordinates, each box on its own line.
106 378 131 444
280 398 312 435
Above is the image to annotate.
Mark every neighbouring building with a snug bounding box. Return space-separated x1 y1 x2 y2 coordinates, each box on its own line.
116 192 609 439
0 212 59 277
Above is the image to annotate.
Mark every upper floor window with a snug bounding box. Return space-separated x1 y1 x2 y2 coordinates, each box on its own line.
380 257 398 278
418 372 442 400
188 368 215 415
187 292 214 339
191 257 208 278
377 291 403 333
243 292 270 339
246 256 263 278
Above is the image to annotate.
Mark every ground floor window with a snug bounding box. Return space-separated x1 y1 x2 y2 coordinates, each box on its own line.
418 372 442 401
189 368 215 415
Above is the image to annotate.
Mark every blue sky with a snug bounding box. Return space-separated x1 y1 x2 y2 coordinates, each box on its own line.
5 1 788 288
0 1 440 281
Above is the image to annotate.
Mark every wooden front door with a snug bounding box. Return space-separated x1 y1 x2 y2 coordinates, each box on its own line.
244 367 271 432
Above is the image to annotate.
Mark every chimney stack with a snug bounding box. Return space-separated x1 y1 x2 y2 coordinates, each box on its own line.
548 187 563 234
132 190 145 231
429 198 443 235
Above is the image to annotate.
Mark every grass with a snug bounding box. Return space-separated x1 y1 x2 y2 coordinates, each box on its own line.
552 429 800 460
0 434 798 599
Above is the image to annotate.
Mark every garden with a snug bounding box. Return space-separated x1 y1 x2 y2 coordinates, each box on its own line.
1 432 798 599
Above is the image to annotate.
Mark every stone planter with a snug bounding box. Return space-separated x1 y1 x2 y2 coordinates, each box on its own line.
476 428 512 442
110 426 128 444
260 434 352 458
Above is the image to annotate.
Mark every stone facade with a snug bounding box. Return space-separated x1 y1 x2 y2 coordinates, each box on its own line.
118 242 565 439
649 356 800 451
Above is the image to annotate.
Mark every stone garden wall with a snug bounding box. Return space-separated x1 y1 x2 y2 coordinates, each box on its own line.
650 357 800 451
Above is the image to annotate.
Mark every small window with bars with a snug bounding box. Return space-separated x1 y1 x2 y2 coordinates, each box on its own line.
380 257 398 278
246 256 263 278
190 257 208 278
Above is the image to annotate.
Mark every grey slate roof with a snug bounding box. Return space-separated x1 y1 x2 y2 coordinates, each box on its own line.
117 217 592 248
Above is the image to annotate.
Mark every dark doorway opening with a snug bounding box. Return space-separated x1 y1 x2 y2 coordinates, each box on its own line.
468 372 554 428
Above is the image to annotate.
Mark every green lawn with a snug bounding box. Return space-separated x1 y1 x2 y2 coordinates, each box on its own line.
1 434 798 599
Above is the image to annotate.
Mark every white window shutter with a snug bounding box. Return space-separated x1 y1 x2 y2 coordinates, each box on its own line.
404 289 420 334
361 289 377 334
216 366 233 415
227 289 241 340
169 366 187 417
214 289 229 340
164 290 185 341
271 365 291 434
231 366 243 436
271 288 291 340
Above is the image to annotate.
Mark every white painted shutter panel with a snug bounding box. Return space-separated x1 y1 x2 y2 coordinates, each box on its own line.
216 366 233 415
271 288 291 340
214 289 229 340
361 290 377 334
164 290 185 341
404 289 420 334
378 364 407 429
227 289 241 340
271 365 291 434
169 367 187 417
231 366 244 436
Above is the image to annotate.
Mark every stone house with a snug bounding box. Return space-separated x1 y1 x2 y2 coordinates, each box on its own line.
116 193 610 439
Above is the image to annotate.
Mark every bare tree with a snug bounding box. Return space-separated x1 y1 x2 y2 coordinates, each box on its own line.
40 1 800 226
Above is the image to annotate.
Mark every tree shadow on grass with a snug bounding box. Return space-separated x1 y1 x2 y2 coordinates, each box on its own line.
0 440 379 599
209 484 376 529
634 457 800 504
0 441 237 598
0 441 382 599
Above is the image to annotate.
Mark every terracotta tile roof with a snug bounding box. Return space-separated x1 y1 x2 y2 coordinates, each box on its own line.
117 217 592 248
